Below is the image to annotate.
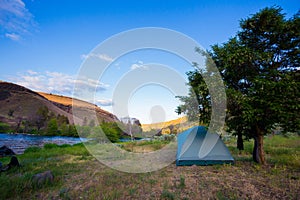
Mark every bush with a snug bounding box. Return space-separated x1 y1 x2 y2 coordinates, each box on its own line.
30 128 41 135
59 144 71 148
0 122 11 132
90 122 122 143
24 146 42 153
44 143 59 149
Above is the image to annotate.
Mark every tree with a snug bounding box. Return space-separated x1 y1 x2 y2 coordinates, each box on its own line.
177 48 226 132
100 122 122 143
47 118 58 135
178 7 300 164
35 106 49 132
7 109 14 118
68 125 78 137
59 122 69 136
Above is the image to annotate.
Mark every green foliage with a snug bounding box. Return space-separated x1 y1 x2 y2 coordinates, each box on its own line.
118 121 142 138
178 6 300 163
76 125 92 138
44 143 59 149
212 6 300 135
24 146 42 153
47 118 58 135
28 128 38 135
59 122 69 136
100 122 122 143
161 189 175 200
57 114 69 125
179 175 185 189
79 122 123 143
34 106 49 132
68 125 78 137
0 122 11 133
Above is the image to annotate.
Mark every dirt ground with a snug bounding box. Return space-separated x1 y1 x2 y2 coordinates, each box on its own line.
35 158 300 200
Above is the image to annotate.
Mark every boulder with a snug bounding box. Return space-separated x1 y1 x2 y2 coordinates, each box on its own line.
32 170 54 187
8 156 19 167
0 146 15 156
0 156 20 172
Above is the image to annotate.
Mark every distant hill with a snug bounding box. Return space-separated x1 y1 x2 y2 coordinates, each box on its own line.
0 82 118 133
142 116 196 134
141 116 187 131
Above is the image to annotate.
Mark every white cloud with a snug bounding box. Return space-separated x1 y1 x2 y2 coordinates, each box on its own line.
0 0 36 41
80 54 88 60
10 70 109 95
98 54 114 62
74 78 109 92
5 33 20 41
130 61 148 70
80 53 114 62
27 70 38 75
96 99 113 106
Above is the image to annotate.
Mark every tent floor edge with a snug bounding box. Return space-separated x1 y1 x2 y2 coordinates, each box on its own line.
176 160 234 166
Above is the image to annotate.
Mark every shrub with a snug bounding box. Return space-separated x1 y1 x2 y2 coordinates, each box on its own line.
44 143 59 149
0 122 11 132
24 146 42 153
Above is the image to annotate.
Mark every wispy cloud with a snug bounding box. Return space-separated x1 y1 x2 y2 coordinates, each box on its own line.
96 99 113 106
0 0 36 41
130 61 148 70
5 33 20 41
81 53 114 62
9 70 109 95
74 77 109 93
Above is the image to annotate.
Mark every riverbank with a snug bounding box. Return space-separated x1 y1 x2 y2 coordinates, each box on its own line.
0 135 299 199
0 133 88 154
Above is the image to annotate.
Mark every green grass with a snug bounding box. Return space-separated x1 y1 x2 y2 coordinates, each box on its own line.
0 135 299 199
0 143 90 199
226 135 300 168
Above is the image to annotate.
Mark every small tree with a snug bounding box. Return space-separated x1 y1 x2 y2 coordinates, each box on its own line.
7 109 14 118
35 106 49 132
100 122 122 143
47 118 58 135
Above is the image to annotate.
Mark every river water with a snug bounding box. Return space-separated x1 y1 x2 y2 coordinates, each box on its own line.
0 133 88 154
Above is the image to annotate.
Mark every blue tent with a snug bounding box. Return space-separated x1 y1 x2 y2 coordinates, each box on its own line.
176 126 234 166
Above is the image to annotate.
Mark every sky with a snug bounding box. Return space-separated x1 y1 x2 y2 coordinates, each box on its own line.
0 0 299 124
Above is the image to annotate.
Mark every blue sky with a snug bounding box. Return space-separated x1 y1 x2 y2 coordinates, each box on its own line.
0 0 299 124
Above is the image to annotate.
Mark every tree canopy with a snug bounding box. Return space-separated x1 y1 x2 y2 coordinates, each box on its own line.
177 6 300 164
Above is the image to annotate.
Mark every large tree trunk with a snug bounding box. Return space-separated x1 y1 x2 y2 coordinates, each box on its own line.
237 132 244 150
252 129 266 164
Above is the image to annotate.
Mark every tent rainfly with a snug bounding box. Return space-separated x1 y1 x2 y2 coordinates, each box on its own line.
176 126 234 166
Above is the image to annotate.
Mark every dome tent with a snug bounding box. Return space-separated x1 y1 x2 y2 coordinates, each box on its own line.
176 126 234 166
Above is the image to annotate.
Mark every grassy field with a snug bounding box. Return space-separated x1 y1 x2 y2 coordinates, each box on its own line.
0 135 299 200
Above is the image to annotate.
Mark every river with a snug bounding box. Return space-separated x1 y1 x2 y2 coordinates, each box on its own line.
0 133 88 154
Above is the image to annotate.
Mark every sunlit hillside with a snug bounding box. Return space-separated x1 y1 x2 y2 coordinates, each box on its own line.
38 92 94 108
38 92 117 123
142 116 196 133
